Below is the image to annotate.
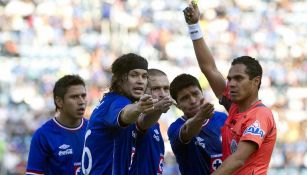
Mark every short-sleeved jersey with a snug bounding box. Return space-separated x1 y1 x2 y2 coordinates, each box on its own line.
81 92 138 175
220 85 277 174
26 118 88 175
167 112 227 175
129 123 165 175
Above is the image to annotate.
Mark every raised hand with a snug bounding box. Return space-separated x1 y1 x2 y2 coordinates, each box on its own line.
136 94 157 114
153 96 174 113
183 1 200 24
194 99 214 122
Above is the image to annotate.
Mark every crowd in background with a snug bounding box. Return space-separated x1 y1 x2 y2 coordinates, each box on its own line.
0 0 306 174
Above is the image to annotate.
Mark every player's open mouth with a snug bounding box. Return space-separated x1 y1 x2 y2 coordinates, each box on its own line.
230 91 238 96
133 87 144 94
77 107 85 114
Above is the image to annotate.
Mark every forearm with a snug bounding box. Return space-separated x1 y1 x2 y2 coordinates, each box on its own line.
192 38 216 74
211 154 245 175
192 39 226 98
212 141 258 175
137 111 162 131
180 117 205 143
119 103 142 126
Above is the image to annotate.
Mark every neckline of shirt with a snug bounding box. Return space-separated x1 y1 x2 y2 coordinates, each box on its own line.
53 118 84 131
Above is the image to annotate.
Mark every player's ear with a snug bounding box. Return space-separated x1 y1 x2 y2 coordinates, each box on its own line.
55 96 63 109
175 101 181 110
253 76 261 88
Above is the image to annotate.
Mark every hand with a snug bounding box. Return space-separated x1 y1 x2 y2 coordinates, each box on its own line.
153 96 174 113
136 94 157 114
194 99 214 122
183 1 200 24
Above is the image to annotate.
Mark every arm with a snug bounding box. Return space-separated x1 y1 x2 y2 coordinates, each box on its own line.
180 102 214 143
137 96 173 131
119 94 155 126
211 141 258 175
184 2 226 99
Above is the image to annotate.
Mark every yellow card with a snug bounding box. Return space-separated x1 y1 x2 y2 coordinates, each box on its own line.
192 0 199 5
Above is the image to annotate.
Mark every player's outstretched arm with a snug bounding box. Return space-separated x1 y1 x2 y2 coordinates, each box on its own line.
119 94 155 126
211 141 258 175
180 101 214 143
183 2 226 99
137 96 173 131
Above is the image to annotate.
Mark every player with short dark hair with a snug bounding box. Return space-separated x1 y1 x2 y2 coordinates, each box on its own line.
26 74 88 175
183 2 276 174
168 74 227 175
130 68 173 174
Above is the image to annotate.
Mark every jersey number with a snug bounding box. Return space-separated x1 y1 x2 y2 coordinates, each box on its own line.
82 130 92 175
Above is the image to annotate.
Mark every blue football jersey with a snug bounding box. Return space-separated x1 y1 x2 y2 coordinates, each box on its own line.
81 92 138 175
167 111 227 175
129 123 165 175
26 118 88 175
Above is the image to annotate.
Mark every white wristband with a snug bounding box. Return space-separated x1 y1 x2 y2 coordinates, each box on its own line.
188 23 203 40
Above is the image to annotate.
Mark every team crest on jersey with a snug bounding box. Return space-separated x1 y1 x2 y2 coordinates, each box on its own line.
157 154 164 174
230 139 237 153
210 154 222 172
243 120 265 138
211 158 222 171
58 144 73 156
74 162 81 175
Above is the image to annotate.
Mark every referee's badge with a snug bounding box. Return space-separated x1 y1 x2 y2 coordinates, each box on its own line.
230 139 238 153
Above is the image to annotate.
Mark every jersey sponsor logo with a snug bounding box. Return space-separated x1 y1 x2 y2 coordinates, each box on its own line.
59 144 70 149
230 139 237 153
58 144 73 156
195 137 206 149
157 154 164 175
243 120 265 138
59 148 73 156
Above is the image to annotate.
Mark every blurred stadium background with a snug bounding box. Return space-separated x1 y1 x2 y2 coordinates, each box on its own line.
0 0 306 174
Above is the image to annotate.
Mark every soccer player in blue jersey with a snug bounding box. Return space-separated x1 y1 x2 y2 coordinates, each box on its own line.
26 74 88 175
81 53 158 175
167 74 227 175
130 68 173 175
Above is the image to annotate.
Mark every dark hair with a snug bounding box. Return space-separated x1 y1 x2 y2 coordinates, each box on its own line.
231 56 262 89
110 53 148 93
53 74 85 111
170 74 202 101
